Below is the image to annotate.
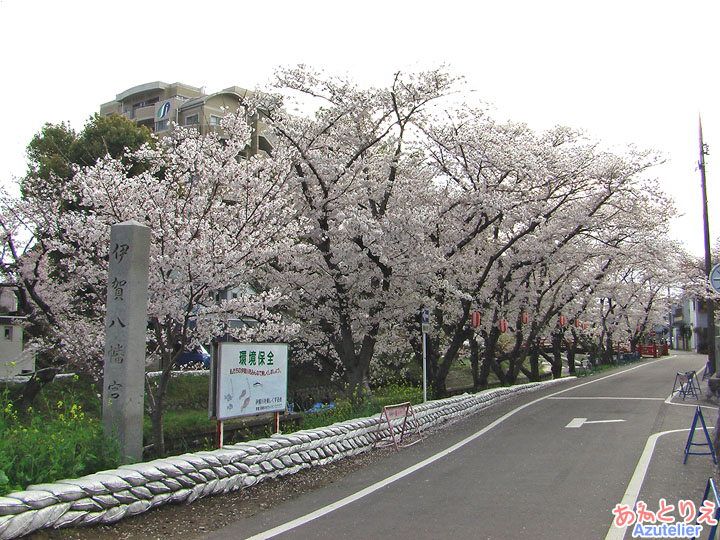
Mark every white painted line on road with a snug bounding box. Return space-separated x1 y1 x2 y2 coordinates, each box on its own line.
664 393 719 413
551 396 665 401
242 358 673 540
566 417 625 428
242 394 547 540
604 428 693 540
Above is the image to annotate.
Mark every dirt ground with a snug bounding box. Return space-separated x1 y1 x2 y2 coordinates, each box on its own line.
23 445 398 540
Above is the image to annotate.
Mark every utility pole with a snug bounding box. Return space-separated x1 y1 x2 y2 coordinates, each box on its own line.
668 287 674 349
700 115 717 376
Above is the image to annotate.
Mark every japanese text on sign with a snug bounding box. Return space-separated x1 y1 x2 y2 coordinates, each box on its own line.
216 343 288 420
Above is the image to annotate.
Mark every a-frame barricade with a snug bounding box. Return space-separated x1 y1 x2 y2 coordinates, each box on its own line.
702 361 711 381
373 402 423 451
692 478 720 540
673 371 702 400
684 406 717 465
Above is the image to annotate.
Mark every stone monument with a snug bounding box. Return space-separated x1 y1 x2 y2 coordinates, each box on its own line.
102 220 150 463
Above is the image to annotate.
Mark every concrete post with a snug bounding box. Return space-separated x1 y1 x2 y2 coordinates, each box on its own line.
102 220 150 463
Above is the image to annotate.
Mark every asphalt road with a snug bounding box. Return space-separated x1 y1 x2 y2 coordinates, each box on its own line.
202 351 717 540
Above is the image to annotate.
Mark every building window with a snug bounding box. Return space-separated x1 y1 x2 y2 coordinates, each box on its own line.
185 114 199 125
133 97 159 109
209 115 222 126
155 120 169 132
3 327 12 341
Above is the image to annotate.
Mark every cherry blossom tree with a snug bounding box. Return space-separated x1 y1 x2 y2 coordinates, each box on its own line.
417 111 674 395
1 111 299 455
253 66 454 397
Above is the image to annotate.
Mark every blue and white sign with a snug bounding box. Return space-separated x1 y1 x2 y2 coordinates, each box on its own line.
422 308 430 334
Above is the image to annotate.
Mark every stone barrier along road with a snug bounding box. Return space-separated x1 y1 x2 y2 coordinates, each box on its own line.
0 380 568 539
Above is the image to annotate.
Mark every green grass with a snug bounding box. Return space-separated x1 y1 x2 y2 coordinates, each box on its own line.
0 376 121 496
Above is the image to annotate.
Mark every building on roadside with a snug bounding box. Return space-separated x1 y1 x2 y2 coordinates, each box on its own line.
0 289 34 378
670 298 712 353
0 317 35 378
100 81 274 155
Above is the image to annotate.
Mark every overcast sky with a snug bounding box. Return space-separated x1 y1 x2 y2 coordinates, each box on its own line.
1 0 718 256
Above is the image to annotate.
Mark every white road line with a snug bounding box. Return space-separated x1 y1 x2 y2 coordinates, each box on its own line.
603 428 695 540
242 356 682 540
665 398 719 412
243 394 545 540
551 396 666 401
566 418 626 428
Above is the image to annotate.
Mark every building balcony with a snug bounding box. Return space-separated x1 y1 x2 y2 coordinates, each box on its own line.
133 105 156 122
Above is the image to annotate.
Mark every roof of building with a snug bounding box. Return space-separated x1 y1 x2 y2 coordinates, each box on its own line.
115 81 205 103
180 87 254 111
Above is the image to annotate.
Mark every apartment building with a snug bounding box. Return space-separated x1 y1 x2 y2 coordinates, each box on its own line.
670 298 712 353
100 81 273 155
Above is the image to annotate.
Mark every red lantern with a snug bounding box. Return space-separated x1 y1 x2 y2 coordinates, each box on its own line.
471 311 481 328
582 323 587 330
574 319 580 328
521 312 529 324
559 315 567 327
499 318 508 333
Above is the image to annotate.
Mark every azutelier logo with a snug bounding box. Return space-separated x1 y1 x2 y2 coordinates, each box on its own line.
611 499 717 538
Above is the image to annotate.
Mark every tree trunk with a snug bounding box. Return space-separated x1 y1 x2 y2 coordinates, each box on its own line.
490 356 507 386
470 336 481 391
550 330 563 379
345 362 372 402
529 349 541 381
150 404 164 458
146 360 173 458
333 323 377 401
430 327 471 398
601 335 615 365
566 337 577 376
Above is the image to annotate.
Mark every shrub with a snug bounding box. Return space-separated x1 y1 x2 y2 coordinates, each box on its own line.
0 380 121 495
296 381 422 431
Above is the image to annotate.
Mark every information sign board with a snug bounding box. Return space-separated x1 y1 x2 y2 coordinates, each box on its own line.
421 308 430 333
216 342 288 421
